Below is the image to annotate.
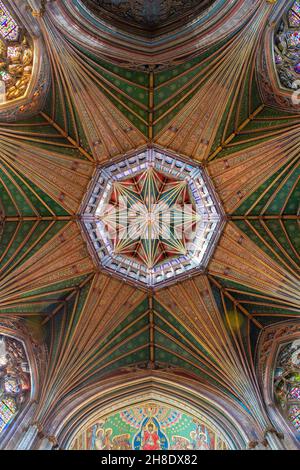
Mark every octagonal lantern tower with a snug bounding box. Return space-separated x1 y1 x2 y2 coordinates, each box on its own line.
80 147 225 289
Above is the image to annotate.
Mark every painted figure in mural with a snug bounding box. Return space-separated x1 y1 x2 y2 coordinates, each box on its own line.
111 434 131 450
171 435 190 450
71 404 228 450
188 427 210 450
141 422 161 450
188 431 198 449
133 413 169 450
94 427 105 450
104 429 113 450
197 433 210 450
93 425 114 450
275 340 300 433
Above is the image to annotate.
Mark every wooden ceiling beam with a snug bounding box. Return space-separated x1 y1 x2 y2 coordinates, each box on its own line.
229 215 299 220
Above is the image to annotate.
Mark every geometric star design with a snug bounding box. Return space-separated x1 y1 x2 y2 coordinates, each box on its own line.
80 147 225 288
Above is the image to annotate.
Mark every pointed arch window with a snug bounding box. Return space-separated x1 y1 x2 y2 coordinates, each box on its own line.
288 1 300 28
274 1 300 90
0 1 33 104
274 340 300 433
0 334 31 435
0 1 20 41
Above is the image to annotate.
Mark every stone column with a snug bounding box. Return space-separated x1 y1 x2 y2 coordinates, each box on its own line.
16 424 39 450
264 428 286 450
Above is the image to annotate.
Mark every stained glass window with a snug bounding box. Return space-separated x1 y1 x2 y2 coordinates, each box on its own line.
274 340 300 434
274 1 300 90
289 406 300 430
0 400 15 433
288 387 300 400
289 1 300 27
0 1 19 41
0 334 30 435
0 2 33 104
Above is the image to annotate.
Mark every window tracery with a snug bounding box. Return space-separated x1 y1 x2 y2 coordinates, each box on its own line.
0 334 31 434
274 1 300 90
0 1 33 104
274 340 300 434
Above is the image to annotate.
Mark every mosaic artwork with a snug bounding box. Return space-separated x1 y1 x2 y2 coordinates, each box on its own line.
71 403 229 450
274 1 300 90
274 340 300 434
0 334 31 434
0 1 33 103
81 148 224 288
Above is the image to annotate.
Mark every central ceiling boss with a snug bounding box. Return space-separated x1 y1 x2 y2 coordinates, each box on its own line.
80 146 225 288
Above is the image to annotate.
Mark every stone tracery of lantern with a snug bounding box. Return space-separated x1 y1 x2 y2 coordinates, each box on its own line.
80 147 224 288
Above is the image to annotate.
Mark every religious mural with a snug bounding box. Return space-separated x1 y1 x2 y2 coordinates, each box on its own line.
274 340 300 436
274 1 300 90
0 1 34 103
71 403 228 450
0 334 31 434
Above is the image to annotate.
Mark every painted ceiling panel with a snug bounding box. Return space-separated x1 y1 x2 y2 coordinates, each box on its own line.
0 222 95 308
0 1 298 446
233 160 299 216
233 219 299 274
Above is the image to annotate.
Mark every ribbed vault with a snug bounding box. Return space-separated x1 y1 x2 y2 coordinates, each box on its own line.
0 0 299 450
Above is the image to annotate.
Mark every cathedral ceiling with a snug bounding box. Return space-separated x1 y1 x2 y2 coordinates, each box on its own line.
0 0 299 441
81 0 215 35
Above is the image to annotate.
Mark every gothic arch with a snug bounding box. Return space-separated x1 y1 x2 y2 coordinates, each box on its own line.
35 370 265 450
0 319 47 449
257 321 300 450
46 0 260 67
0 0 50 121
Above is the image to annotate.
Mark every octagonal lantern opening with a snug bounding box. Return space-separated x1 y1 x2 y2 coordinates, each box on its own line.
80 147 225 289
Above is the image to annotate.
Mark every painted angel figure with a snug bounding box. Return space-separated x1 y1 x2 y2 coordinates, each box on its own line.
94 427 106 450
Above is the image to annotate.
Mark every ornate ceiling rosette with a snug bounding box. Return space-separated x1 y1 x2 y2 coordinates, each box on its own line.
258 0 300 111
80 147 224 288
